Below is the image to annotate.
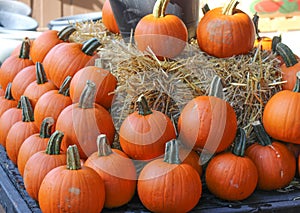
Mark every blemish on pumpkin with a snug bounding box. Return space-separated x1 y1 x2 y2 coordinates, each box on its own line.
206 19 232 45
69 187 81 195
230 179 239 188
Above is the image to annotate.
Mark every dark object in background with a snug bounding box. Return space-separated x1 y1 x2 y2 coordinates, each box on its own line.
109 0 199 40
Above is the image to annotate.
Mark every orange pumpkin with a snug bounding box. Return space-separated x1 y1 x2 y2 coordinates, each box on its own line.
102 0 120 34
0 83 18 117
197 0 255 58
134 0 188 59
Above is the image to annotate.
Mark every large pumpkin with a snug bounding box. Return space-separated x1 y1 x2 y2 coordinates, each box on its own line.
119 94 176 160
134 0 188 59
197 0 255 58
102 0 120 34
84 134 137 208
138 139 202 212
38 145 105 213
178 75 237 153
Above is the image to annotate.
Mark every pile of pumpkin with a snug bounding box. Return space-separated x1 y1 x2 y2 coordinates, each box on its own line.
1 0 300 212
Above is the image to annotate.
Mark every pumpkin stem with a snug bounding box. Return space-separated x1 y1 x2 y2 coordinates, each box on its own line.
252 120 272 146
222 0 239 15
292 72 300 92
19 37 31 59
35 62 48 84
136 94 153 116
45 130 64 155
153 0 170 18
67 144 82 170
78 80 96 109
81 38 101 56
4 83 15 101
208 75 224 99
58 76 72 96
57 25 76 41
252 12 260 39
97 134 113 156
20 95 34 122
202 3 210 15
164 139 181 164
276 42 298 67
39 117 55 138
232 128 246 157
271 35 282 54
17 99 22 109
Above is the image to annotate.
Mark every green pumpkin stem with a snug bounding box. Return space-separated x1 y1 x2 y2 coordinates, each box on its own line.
271 35 282 54
57 25 76 41
20 96 34 122
81 38 101 56
58 76 72 96
292 72 300 92
35 62 48 84
45 130 64 155
17 99 22 109
67 145 82 170
78 80 96 109
202 4 210 15
222 0 239 15
164 139 181 164
4 83 15 101
136 94 153 116
276 42 298 67
39 117 55 138
19 37 31 59
153 0 169 18
252 12 260 39
232 128 246 157
97 134 112 156
208 75 224 99
252 120 272 146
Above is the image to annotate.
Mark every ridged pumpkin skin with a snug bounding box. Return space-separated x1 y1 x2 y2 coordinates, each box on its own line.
197 1 255 58
178 96 237 153
102 0 120 34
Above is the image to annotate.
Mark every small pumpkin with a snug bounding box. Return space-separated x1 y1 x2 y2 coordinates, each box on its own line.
197 0 255 58
43 37 101 88
119 94 176 160
178 75 237 153
38 145 106 213
205 128 258 201
30 25 76 63
17 117 54 176
263 71 300 144
102 0 120 34
138 139 202 213
84 134 137 208
56 80 115 159
245 121 296 190
23 130 67 201
252 13 273 51
6 96 39 164
134 0 188 59
0 83 18 117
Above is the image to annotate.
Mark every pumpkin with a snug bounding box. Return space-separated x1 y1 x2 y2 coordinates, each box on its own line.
205 128 258 201
0 86 4 96
197 0 255 58
245 121 296 190
276 42 300 90
0 37 34 91
17 117 54 176
34 76 72 131
138 139 202 212
43 37 101 88
0 100 22 148
134 0 188 59
11 64 36 101
23 62 57 109
119 94 176 160
102 0 120 34
178 75 237 153
0 83 18 117
38 145 105 213
10 39 34 57
69 65 117 109
30 25 76 63
6 96 39 164
263 71 300 144
252 12 272 51
23 130 67 201
56 80 115 159
84 134 137 208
